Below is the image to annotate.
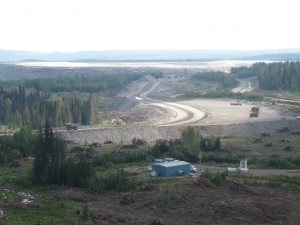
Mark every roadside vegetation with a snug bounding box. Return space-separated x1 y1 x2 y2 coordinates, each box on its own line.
182 88 264 101
181 70 264 101
232 61 300 92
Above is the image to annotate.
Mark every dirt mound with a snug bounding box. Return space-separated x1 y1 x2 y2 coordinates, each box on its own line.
277 126 290 132
111 118 126 125
60 125 183 144
284 146 294 151
120 194 135 205
110 102 173 125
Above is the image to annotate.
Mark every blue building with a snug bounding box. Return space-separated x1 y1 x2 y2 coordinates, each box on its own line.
152 160 190 177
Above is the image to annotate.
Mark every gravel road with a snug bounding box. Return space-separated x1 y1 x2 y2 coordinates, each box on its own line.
58 73 300 144
117 75 207 126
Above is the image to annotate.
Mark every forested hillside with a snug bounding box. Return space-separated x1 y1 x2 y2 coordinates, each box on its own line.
0 72 151 128
192 71 238 88
232 61 300 91
0 86 98 128
0 73 143 93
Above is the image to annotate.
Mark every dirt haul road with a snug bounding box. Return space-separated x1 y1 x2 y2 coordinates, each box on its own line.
135 76 206 126
118 75 291 126
60 74 299 144
116 75 205 126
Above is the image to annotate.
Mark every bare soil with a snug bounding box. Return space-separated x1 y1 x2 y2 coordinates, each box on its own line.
55 178 300 225
59 73 300 144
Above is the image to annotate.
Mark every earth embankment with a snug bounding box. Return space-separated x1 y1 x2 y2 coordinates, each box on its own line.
59 119 300 144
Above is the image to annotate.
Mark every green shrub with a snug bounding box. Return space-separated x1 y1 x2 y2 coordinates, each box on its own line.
203 171 227 186
88 171 137 193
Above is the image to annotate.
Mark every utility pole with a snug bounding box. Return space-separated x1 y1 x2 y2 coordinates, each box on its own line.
199 153 202 176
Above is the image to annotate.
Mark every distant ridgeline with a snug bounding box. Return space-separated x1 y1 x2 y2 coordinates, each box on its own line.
246 53 300 61
231 61 300 92
1 49 300 62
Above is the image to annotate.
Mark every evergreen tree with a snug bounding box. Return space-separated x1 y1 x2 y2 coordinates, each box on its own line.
181 126 201 151
232 61 300 92
13 126 33 156
0 86 99 128
32 127 48 184
32 120 66 185
0 151 7 165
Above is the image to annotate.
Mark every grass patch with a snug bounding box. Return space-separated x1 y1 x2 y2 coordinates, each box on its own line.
229 173 300 191
222 137 252 145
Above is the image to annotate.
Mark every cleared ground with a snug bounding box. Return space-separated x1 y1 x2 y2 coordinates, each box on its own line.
114 73 293 127
180 99 286 125
60 75 300 144
57 61 300 144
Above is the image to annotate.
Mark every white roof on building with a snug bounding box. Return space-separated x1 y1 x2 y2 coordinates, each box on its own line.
152 160 190 168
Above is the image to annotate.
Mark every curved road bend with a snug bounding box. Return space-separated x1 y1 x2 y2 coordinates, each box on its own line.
136 79 206 126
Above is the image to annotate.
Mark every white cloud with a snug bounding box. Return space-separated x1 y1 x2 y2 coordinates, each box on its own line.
0 0 299 52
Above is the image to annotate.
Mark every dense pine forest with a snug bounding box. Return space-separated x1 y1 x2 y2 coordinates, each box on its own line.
192 71 239 89
0 86 98 128
0 73 143 93
0 72 151 128
232 61 300 92
184 71 263 101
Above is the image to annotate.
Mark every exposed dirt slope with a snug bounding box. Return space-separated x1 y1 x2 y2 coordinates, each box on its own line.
59 126 183 144
59 119 300 144
55 179 300 225
59 72 300 144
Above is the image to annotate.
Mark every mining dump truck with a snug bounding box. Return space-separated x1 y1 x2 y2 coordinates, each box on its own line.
65 123 78 130
251 106 260 112
250 111 259 117
250 106 260 117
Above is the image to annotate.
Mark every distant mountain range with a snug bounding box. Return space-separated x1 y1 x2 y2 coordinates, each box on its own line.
1 49 300 62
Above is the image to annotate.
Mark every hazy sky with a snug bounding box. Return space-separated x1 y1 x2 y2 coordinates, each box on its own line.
1 0 299 52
